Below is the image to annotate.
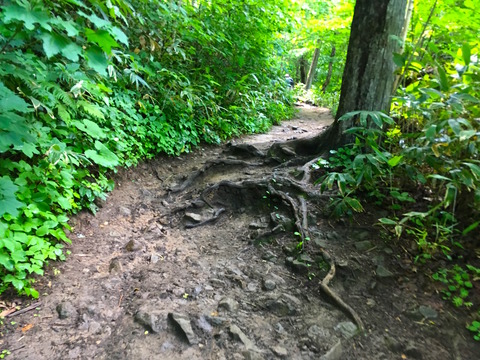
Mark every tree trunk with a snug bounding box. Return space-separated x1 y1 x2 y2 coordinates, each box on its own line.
321 45 336 93
305 44 321 90
298 55 308 84
322 0 407 149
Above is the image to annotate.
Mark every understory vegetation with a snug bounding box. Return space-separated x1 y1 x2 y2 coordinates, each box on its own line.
1 0 480 343
0 0 293 297
293 0 480 338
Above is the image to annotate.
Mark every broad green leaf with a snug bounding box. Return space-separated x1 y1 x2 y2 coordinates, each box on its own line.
425 125 437 141
85 29 119 53
463 162 480 179
78 10 111 28
85 140 119 168
111 26 129 46
72 119 107 139
436 64 449 91
0 250 15 271
429 174 451 181
387 155 403 167
0 176 24 217
393 52 405 67
378 218 397 225
458 130 476 141
79 101 105 120
3 4 51 31
448 119 462 135
51 17 80 36
462 43 471 66
62 42 83 62
85 46 108 76
40 32 69 58
0 82 32 113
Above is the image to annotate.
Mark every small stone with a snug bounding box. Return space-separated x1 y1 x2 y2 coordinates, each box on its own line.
205 315 227 326
125 239 142 252
197 316 213 333
290 259 310 275
313 238 328 248
418 305 438 319
263 279 276 291
168 312 199 345
172 287 186 297
135 310 163 333
109 258 123 274
334 321 358 339
354 240 374 251
261 251 277 262
229 324 257 351
210 278 226 287
376 265 394 278
405 341 423 359
320 340 343 360
218 297 239 312
56 302 77 319
249 221 268 229
185 212 202 222
271 345 288 357
150 253 160 264
118 206 131 217
88 320 102 334
266 293 301 316
242 350 263 360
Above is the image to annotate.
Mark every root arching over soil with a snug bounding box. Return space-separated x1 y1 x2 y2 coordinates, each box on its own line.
1 104 478 360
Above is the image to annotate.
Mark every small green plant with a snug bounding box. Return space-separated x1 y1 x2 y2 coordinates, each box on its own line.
0 349 10 359
467 317 480 341
432 265 477 308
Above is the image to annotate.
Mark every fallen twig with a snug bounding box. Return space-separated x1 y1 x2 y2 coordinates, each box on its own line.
6 301 42 318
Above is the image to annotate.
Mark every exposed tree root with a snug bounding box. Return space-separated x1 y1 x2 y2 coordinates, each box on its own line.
185 208 225 229
166 128 365 334
170 159 262 193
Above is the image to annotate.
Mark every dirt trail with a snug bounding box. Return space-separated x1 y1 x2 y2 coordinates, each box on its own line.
1 104 478 359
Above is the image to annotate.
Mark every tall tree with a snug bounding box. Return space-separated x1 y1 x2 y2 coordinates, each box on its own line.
322 0 407 149
272 0 408 156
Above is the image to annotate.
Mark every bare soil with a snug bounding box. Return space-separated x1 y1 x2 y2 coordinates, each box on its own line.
1 104 479 360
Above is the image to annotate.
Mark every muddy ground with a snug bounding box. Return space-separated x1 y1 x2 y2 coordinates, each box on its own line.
1 104 479 359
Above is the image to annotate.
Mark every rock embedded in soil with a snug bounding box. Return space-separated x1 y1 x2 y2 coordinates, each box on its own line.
418 305 438 319
125 239 143 252
376 265 394 278
185 212 202 223
266 293 302 316
229 324 258 351
218 297 239 312
334 321 358 339
354 240 374 251
271 345 288 358
109 257 123 273
135 309 164 333
56 301 77 319
262 278 276 291
319 340 343 360
168 312 199 345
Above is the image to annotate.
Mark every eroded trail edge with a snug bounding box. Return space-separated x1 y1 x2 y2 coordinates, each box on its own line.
2 104 476 360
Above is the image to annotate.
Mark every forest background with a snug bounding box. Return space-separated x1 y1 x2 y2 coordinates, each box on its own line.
0 0 479 340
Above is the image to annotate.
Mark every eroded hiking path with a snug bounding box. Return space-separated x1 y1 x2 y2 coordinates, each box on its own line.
2 104 478 360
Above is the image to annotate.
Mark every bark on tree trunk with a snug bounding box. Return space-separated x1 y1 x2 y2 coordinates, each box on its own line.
321 45 336 93
298 55 308 84
323 0 407 149
305 44 321 90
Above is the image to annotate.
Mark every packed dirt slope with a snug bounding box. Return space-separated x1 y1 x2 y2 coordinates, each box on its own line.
0 104 478 359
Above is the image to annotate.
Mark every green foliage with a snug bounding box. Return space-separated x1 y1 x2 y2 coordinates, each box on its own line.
0 0 294 296
432 264 478 308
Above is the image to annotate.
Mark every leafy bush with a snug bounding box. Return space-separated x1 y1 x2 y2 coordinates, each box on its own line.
0 0 294 297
